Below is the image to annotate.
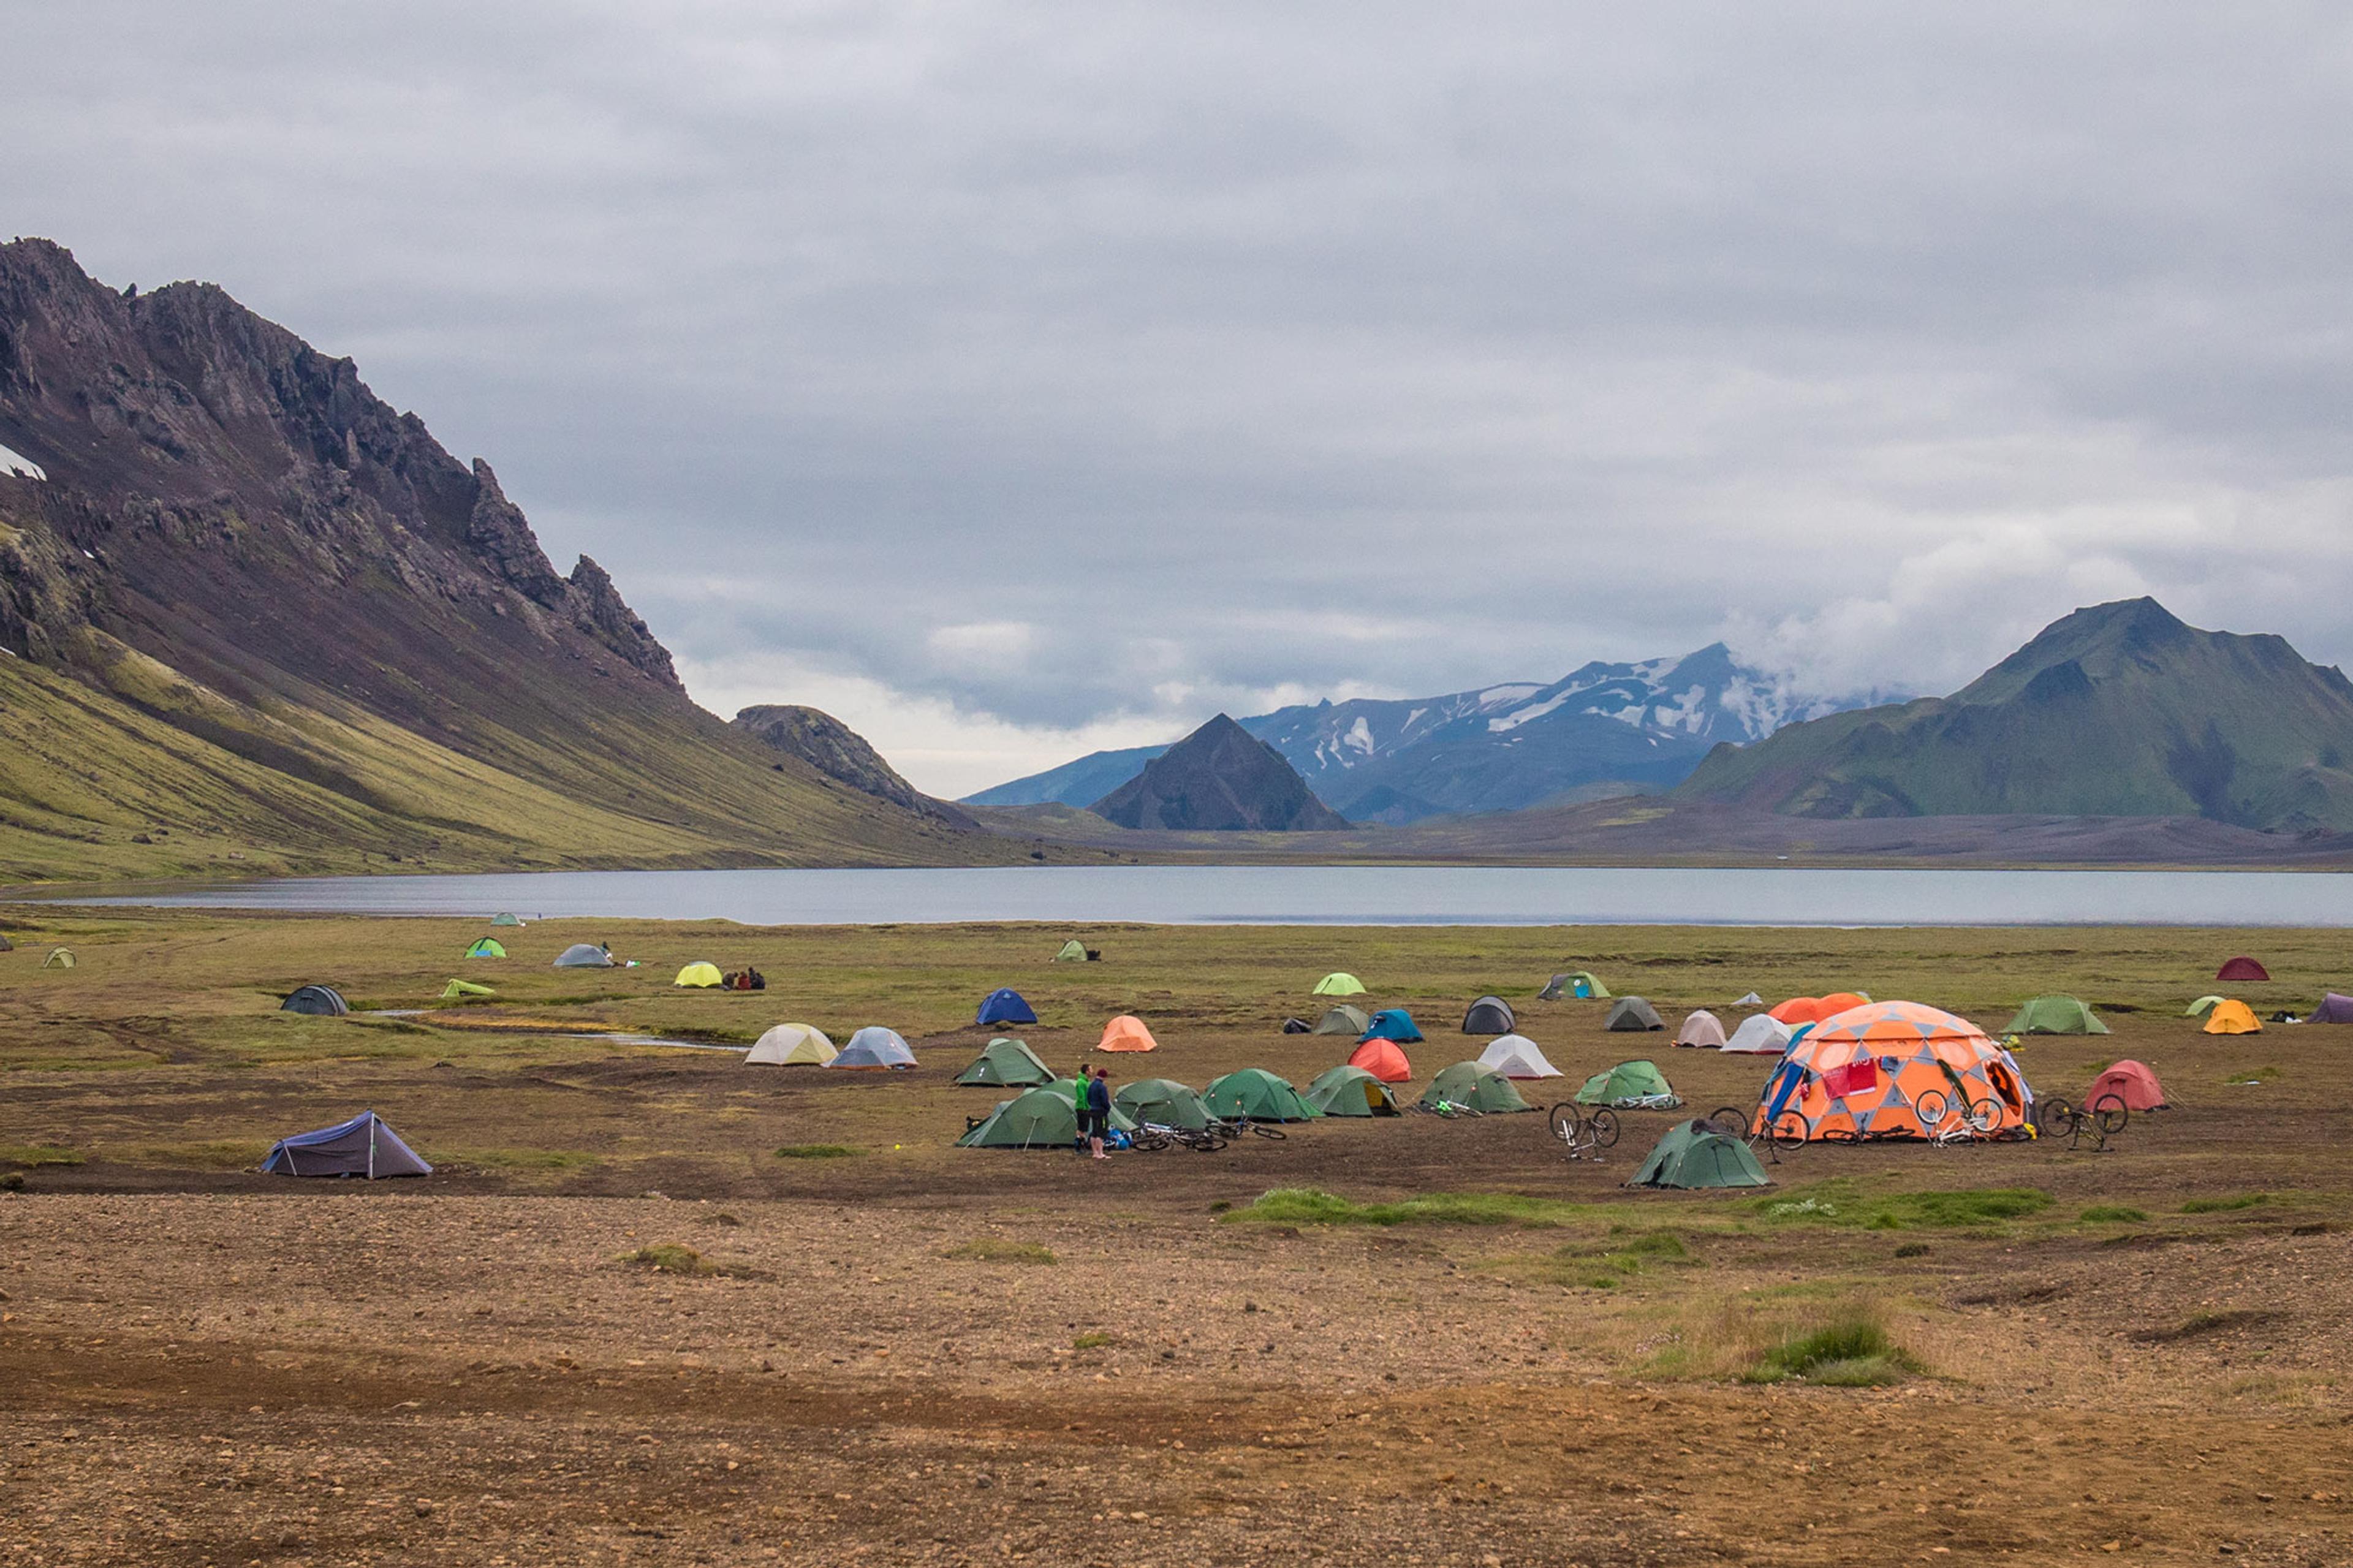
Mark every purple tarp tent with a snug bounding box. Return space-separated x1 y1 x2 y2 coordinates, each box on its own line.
2311 993 2353 1025
260 1111 431 1178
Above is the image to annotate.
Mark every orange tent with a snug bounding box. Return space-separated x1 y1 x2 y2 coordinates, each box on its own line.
2083 1059 2167 1112
1769 996 1826 1026
1752 1001 2029 1142
1817 991 1871 1016
1095 1015 1159 1052
2202 999 2261 1036
1347 1037 1412 1083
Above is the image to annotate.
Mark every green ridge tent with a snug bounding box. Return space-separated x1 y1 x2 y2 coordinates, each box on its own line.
1313 972 1368 997
1629 1120 1771 1189
2184 995 2224 1018
490 912 524 927
958 1082 1137 1148
466 938 507 959
440 979 494 1000
2003 995 2109 1035
1418 1061 1533 1114
1114 1078 1213 1131
1313 1004 1372 1036
1539 970 1610 1000
1304 1064 1400 1117
954 1037 1055 1088
1203 1068 1322 1122
1576 1059 1679 1107
1605 997 1665 1032
42 947 75 969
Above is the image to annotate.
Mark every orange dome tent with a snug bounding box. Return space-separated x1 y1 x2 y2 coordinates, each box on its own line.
1769 997 1827 1026
2202 999 2262 1036
2083 1059 2168 1113
1347 1037 1413 1083
1752 1001 2029 1143
1096 1015 1160 1052
1817 991 1871 1015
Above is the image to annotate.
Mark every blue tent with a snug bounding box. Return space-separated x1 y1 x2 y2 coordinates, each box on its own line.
260 1111 431 1179
1359 1008 1424 1043
976 987 1038 1026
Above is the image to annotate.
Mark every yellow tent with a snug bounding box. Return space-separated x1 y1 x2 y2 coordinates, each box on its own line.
673 962 724 988
2203 998 2262 1036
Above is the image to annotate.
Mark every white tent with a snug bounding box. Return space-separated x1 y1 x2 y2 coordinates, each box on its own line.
831 1026 917 1070
1722 1015 1794 1055
746 1023 836 1066
1674 1009 1728 1048
1732 991 1764 1007
1475 1033 1562 1080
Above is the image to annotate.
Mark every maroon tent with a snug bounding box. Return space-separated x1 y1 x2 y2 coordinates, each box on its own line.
2216 956 2270 982
2311 993 2353 1024
2083 1060 2167 1113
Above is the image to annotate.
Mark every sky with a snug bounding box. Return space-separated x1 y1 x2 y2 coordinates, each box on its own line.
6 2 2353 795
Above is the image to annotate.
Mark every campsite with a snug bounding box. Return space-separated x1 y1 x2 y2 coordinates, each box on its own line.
6 905 2353 1565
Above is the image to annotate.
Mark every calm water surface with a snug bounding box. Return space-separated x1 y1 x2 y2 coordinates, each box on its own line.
68 865 2353 926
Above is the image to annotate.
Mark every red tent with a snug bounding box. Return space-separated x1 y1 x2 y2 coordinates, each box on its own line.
1347 1037 1412 1083
2083 1059 2167 1113
2217 956 2270 982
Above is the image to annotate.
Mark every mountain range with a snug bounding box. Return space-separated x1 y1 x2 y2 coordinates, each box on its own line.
967 643 1874 823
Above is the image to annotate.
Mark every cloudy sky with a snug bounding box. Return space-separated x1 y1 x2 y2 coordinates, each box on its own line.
7 2 2352 793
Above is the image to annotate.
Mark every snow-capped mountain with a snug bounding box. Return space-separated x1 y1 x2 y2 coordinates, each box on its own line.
965 643 1881 824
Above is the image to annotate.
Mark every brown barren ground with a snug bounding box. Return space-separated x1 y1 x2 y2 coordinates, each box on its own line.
4 907 2352 1565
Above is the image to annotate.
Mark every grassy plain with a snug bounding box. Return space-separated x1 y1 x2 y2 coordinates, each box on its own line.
4 906 2353 1564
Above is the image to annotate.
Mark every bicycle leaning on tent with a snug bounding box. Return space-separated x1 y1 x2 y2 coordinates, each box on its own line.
2032 1093 2129 1152
1128 1120 1229 1154
1547 1101 1620 1161
1699 1104 1802 1164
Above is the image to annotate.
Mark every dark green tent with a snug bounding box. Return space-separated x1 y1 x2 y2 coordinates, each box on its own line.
957 1082 1137 1148
1418 1061 1532 1114
1313 1004 1372 1036
2003 995 2109 1035
1629 1120 1771 1189
1203 1068 1322 1122
1303 1064 1400 1117
1113 1077 1213 1131
1576 1059 1678 1107
1605 996 1664 1031
953 1037 1055 1087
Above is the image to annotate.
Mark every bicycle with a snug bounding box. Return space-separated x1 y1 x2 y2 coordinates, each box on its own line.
1912 1089 2004 1146
1547 1102 1619 1161
1132 1120 1229 1153
1702 1104 1798 1163
2034 1093 2128 1152
1207 1115 1287 1141
1414 1097 1486 1119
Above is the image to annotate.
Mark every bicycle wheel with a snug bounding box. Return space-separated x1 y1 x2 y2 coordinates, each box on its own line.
1912 1089 1949 1133
2034 1097 2074 1140
1770 1110 1809 1151
1965 1097 2002 1135
1589 1108 1621 1148
2090 1093 2129 1137
1252 1123 1287 1140
1132 1130 1170 1153
1705 1105 1749 1138
1549 1103 1582 1147
1191 1135 1228 1153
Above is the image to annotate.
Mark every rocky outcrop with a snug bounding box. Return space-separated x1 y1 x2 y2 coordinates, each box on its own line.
732 705 972 827
1091 713 1349 831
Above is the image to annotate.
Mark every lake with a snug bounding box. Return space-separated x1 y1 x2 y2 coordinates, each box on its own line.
63 865 2353 926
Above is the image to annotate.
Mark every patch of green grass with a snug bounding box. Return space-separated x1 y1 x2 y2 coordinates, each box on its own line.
0 1143 83 1168
2182 1192 2269 1214
1230 1187 1596 1228
616 1244 715 1274
1754 1181 2051 1230
1745 1315 1916 1387
2080 1205 2148 1224
774 1143 860 1160
1513 1229 1697 1289
943 1239 1057 1265
1070 1331 1113 1349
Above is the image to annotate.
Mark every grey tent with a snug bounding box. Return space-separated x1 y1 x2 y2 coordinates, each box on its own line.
833 1027 917 1069
1461 995 1516 1035
260 1111 430 1178
1732 991 1764 1007
1605 996 1665 1032
1313 1004 1373 1036
0 932 12 952
553 943 615 969
1674 1009 1728 1048
1281 1017 1312 1034
281 985 349 1017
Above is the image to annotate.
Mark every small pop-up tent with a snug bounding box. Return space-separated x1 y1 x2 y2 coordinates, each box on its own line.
42 947 75 969
954 1036 1055 1087
2311 993 2353 1024
2003 995 2109 1035
1576 1059 1678 1107
1605 997 1665 1032
1305 1064 1400 1116
1347 1036 1413 1083
440 979 494 1000
1281 1017 1311 1034
1539 971 1610 1001
490 912 524 927
1476 1034 1562 1079
1629 1120 1771 1190
2217 956 2270 982
958 1083 1137 1148
1313 972 1368 997
1114 1077 1213 1131
746 1023 836 1066
1419 1062 1533 1114
1675 1010 1728 1049
674 963 724 988
1732 991 1764 1007
1359 1009 1423 1043
1055 939 1088 961
1722 1015 1794 1055
554 944 614 969
466 938 506 959
1461 996 1517 1035
260 1111 430 1178
832 1027 917 1068
2082 1059 2169 1112
2184 994 2224 1018
1203 1067 1322 1122
976 988 1038 1026
281 985 349 1017
2203 999 2262 1036
1313 1005 1372 1036
1096 1015 1159 1052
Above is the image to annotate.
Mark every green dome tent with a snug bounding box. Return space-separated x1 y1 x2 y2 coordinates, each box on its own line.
1304 1064 1400 1117
1605 997 1665 1032
1313 972 1368 997
954 1037 1056 1088
1203 1068 1322 1122
490 912 525 927
440 979 494 1000
1576 1059 1679 1107
1054 939 1088 961
2184 994 2224 1018
466 937 507 959
1114 1078 1213 1131
42 947 75 969
958 1082 1136 1148
1539 970 1610 1000
1418 1061 1533 1115
2002 995 2109 1035
1313 1004 1372 1036
1629 1120 1771 1189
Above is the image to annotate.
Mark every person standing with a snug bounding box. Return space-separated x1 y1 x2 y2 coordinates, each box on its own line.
1085 1066 1113 1161
1071 1069 1089 1154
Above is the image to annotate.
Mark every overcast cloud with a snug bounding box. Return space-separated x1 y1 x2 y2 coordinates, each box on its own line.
7 2 2352 793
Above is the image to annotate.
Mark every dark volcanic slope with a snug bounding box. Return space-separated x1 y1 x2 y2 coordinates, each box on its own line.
732 705 974 828
1090 713 1350 831
0 240 992 879
1676 599 2353 832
